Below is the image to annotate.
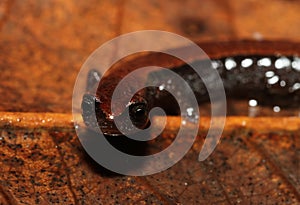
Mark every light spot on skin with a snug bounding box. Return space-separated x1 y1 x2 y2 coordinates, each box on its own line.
241 58 253 68
248 99 259 117
267 75 279 85
186 107 194 116
211 60 222 69
292 83 300 91
249 99 258 107
257 58 271 67
280 80 286 87
159 84 165 91
275 57 291 69
265 71 275 78
292 57 300 71
273 106 281 113
225 58 237 70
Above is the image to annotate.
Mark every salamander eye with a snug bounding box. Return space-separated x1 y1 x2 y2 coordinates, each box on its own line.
129 103 149 129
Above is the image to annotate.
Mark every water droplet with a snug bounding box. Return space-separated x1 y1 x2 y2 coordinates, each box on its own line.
241 58 253 68
275 57 291 69
225 58 237 70
257 57 271 67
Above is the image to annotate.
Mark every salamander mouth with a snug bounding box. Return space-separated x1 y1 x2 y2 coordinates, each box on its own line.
98 119 124 136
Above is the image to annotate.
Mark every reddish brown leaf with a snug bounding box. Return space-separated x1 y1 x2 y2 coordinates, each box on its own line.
0 0 299 204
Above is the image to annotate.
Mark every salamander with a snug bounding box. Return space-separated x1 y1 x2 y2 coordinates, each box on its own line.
81 40 300 136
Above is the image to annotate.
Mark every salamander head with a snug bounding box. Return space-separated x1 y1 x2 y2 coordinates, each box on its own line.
81 93 150 136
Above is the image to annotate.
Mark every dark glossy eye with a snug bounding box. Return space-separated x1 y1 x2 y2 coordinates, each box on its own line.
129 103 147 120
129 103 149 129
